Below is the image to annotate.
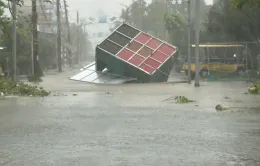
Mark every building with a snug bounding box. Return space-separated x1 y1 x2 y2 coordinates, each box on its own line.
18 0 57 34
85 11 121 57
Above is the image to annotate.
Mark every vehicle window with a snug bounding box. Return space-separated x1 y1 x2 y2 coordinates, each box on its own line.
210 58 224 63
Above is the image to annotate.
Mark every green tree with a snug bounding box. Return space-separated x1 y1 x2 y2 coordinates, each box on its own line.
120 0 147 30
206 0 260 70
144 1 167 39
0 19 31 74
233 0 260 8
164 13 187 50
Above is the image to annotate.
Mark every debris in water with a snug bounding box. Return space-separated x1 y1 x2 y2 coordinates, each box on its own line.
215 104 230 111
248 82 260 94
52 92 67 96
224 96 231 99
175 96 195 104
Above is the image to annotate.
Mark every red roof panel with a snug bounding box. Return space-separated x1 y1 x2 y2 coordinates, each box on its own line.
128 54 145 66
138 46 153 57
157 43 176 56
151 50 169 63
140 63 156 74
144 58 161 69
135 33 151 44
117 48 134 61
146 38 161 49
127 41 143 52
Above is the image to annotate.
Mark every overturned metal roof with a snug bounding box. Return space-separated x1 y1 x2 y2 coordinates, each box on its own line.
95 23 177 83
69 62 137 84
70 22 178 84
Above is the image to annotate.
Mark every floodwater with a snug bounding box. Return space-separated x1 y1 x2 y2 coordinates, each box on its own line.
0 71 260 165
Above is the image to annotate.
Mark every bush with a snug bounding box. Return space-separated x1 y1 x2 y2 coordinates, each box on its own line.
0 77 50 97
248 83 260 95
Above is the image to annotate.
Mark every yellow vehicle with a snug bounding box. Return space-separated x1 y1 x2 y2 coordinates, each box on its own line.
183 58 246 77
182 44 247 78
0 65 3 77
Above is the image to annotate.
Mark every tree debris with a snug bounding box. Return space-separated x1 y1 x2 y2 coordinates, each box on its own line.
248 83 260 94
175 96 195 104
0 78 50 97
215 104 230 111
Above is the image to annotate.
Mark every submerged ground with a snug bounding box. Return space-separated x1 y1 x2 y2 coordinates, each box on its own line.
0 69 260 165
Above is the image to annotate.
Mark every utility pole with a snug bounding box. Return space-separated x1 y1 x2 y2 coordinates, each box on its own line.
140 0 144 30
187 0 191 84
76 10 80 64
164 0 168 40
31 0 38 76
194 0 201 87
31 34 34 75
63 0 72 67
57 0 62 72
12 0 17 81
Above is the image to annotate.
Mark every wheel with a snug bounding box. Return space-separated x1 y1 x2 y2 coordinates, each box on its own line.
191 72 195 80
185 70 188 76
200 69 209 77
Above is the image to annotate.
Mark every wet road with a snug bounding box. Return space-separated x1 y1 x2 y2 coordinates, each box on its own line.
0 72 260 165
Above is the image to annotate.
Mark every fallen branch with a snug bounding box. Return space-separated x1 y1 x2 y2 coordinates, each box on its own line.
0 78 50 97
175 96 195 104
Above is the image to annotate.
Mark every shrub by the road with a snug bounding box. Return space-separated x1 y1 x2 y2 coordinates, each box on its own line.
0 78 50 97
248 82 260 95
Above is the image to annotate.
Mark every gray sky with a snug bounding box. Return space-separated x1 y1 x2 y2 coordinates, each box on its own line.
66 0 213 21
3 0 213 21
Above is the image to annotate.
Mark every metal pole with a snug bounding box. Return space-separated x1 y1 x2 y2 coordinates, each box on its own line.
76 10 80 64
194 0 201 87
31 34 34 75
246 44 248 71
187 0 191 84
6 57 9 76
207 43 209 74
164 0 168 40
32 0 39 76
57 0 62 72
140 0 144 30
12 0 17 81
63 0 72 67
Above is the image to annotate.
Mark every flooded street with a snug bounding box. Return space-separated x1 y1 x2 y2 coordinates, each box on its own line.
1 0 260 164
0 71 260 165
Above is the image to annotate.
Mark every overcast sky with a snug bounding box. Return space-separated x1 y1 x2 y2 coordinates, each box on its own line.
66 0 213 21
3 0 213 22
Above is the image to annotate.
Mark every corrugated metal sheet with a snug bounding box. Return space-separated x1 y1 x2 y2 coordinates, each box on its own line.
69 62 137 84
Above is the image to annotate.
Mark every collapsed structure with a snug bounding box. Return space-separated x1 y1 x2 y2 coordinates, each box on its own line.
70 23 178 84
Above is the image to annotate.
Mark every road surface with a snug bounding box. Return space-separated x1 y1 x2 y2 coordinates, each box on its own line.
0 70 260 166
